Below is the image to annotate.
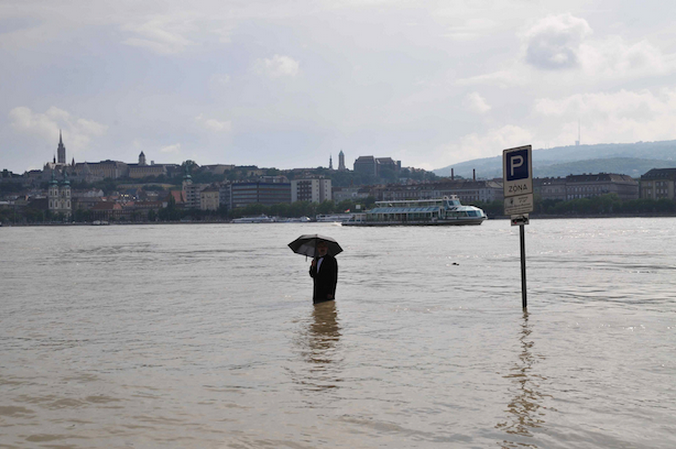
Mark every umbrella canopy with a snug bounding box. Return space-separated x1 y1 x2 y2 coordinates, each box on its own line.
288 234 343 258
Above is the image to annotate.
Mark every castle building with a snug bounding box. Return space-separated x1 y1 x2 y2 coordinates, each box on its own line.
353 155 401 177
354 156 376 176
128 151 167 179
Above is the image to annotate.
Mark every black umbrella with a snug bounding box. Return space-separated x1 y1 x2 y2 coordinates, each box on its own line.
288 234 343 258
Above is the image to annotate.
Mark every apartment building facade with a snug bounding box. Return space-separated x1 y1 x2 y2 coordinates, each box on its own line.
291 178 332 203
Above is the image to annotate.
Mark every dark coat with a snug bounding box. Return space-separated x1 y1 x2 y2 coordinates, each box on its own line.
309 254 338 304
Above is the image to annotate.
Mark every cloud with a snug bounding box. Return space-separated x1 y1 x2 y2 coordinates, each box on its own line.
210 74 231 87
255 55 300 78
523 13 592 70
432 125 534 166
456 68 530 88
443 18 497 41
464 92 492 113
160 143 182 154
534 89 672 117
195 114 232 132
122 17 194 55
9 106 107 156
458 12 672 90
533 88 676 144
579 37 671 79
459 125 534 159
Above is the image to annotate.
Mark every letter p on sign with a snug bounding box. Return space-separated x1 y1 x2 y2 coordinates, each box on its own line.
506 148 529 181
510 155 524 178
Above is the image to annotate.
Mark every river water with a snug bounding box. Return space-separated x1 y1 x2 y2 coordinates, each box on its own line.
0 218 674 448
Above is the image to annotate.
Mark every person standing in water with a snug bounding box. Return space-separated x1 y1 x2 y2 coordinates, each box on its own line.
309 241 338 304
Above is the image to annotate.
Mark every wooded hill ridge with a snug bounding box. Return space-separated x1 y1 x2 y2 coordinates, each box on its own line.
433 140 676 179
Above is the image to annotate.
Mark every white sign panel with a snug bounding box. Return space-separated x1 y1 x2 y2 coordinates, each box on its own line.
504 193 534 215
503 145 533 199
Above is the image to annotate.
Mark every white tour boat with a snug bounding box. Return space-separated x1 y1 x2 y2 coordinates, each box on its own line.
343 196 487 226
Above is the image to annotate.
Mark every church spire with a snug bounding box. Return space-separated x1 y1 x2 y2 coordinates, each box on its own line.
57 130 66 164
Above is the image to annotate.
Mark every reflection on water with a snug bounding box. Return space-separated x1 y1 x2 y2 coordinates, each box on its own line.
292 301 343 392
496 311 550 448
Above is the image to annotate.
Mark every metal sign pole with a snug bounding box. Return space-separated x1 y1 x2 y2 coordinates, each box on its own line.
520 224 527 309
503 144 533 310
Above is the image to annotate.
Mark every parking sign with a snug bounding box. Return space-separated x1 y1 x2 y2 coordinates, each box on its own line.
503 145 533 198
503 145 533 216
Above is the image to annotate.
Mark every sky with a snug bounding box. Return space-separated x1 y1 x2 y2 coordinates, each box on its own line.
0 0 674 174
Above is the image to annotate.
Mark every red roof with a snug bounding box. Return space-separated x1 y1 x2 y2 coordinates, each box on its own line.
168 190 186 203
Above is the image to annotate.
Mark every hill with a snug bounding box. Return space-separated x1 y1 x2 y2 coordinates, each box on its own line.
433 140 676 179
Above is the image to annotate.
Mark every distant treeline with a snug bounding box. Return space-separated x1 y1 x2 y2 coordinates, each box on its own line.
476 194 676 218
1 194 673 224
0 197 378 224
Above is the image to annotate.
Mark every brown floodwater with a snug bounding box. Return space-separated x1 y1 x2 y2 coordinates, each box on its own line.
1 218 674 448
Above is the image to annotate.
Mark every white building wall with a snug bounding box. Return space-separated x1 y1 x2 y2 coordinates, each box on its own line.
292 178 333 203
320 179 332 202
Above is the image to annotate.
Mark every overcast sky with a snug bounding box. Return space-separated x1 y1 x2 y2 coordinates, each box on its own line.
1 0 674 174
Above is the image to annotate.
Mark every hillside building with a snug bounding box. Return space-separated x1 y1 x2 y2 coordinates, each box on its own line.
128 152 167 179
203 165 236 175
353 155 402 177
83 160 130 180
375 157 401 174
353 156 376 176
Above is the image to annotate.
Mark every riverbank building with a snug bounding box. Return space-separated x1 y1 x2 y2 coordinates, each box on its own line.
640 168 675 200
48 170 72 219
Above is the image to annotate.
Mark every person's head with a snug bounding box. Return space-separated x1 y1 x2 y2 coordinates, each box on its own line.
316 241 328 256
